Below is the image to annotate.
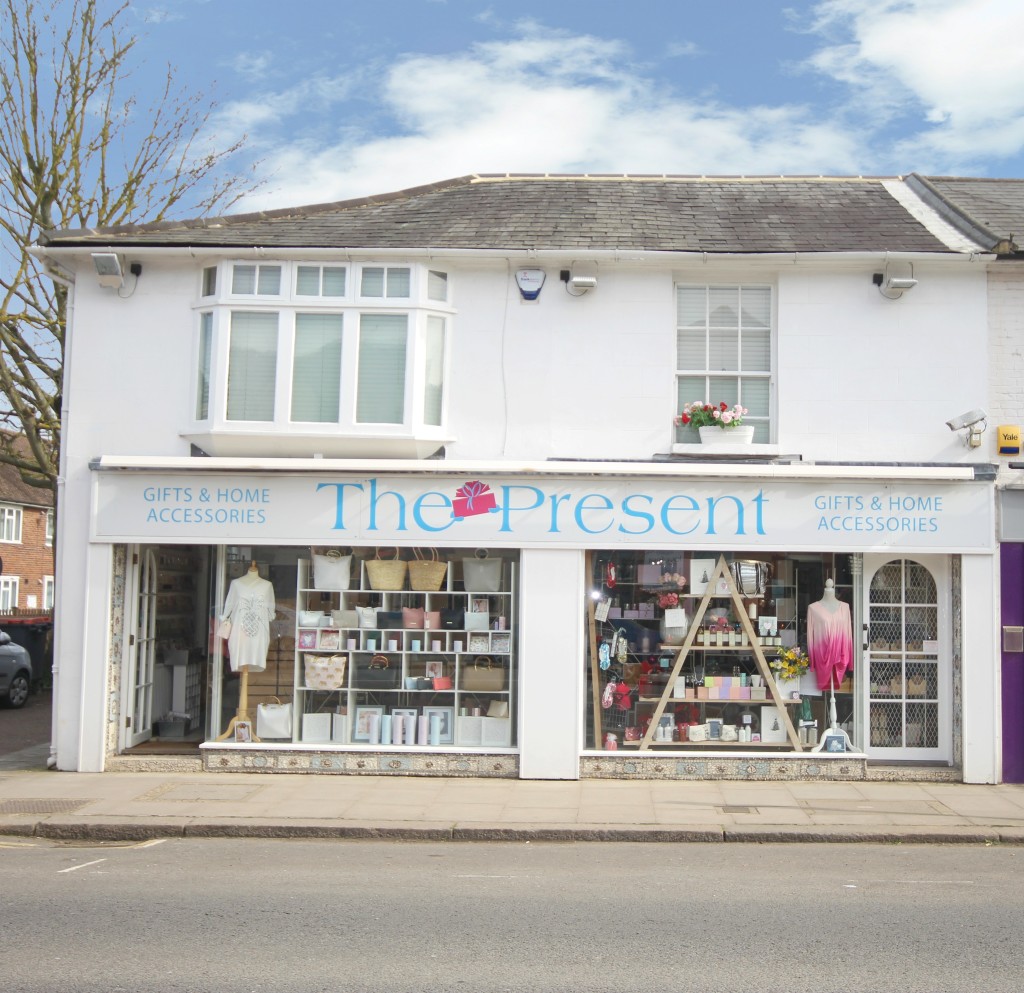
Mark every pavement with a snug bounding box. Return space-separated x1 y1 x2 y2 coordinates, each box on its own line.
4 692 1024 844
3 737 1024 844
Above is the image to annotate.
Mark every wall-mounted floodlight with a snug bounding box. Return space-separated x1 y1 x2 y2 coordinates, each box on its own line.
946 408 987 448
560 261 598 296
872 263 918 300
91 253 124 288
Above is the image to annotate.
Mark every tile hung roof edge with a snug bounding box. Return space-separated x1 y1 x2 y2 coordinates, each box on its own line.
906 173 1005 252
39 172 908 244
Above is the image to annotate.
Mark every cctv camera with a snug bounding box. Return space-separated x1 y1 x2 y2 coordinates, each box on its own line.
946 409 987 431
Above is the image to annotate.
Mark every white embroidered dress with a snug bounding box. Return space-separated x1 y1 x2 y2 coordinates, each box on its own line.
222 573 276 672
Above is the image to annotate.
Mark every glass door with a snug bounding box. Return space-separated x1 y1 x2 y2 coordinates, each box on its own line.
125 548 158 747
862 556 950 762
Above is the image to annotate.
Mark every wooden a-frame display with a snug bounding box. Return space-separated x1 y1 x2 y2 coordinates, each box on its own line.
638 555 803 750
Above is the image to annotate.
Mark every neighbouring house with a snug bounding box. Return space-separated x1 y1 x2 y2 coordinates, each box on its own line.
33 173 1012 782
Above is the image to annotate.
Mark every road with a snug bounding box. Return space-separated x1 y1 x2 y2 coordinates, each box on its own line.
1 838 1022 992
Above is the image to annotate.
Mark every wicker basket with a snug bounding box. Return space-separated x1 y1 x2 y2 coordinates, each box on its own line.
365 548 408 591
408 548 448 591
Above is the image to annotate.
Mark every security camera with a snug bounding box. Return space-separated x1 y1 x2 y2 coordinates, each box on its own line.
946 409 987 431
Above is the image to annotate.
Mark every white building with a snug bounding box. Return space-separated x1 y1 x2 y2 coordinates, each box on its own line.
35 174 1005 781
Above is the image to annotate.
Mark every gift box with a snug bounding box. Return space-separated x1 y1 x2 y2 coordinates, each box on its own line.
750 687 768 700
452 480 497 519
697 686 710 699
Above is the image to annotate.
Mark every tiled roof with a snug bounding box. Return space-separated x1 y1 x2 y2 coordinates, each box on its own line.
39 174 955 254
912 175 1024 254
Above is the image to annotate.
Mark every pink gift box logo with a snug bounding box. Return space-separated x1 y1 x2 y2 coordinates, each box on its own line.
452 480 498 519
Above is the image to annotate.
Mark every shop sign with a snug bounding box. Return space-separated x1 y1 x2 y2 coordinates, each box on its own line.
92 473 994 551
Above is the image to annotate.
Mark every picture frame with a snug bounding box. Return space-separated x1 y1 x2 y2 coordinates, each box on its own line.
297 629 317 650
470 597 489 614
690 558 715 594
424 660 444 679
758 616 778 638
491 632 512 654
234 720 252 743
391 707 418 722
759 705 788 743
468 633 490 653
823 733 847 753
352 705 385 742
318 628 341 651
423 705 455 745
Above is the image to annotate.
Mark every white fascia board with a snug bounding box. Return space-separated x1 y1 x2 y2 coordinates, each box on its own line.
89 455 979 483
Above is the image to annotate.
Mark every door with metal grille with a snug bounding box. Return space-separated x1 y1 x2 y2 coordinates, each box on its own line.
862 556 950 761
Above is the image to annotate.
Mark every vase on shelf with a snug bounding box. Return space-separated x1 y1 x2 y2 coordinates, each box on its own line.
698 425 755 445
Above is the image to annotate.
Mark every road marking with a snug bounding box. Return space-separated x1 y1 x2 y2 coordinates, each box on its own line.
58 858 107 873
132 838 168 849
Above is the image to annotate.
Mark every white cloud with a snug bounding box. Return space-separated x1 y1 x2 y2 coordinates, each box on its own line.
234 25 863 210
803 0 1024 168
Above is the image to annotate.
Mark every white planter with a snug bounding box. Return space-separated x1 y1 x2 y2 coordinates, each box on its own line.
698 425 755 444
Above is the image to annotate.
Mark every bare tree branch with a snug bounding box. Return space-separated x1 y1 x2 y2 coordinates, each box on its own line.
0 0 260 492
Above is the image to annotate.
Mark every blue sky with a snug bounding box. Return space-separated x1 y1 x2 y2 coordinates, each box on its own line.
122 0 1024 211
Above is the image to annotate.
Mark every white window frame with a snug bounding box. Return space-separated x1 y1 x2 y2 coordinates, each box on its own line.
43 575 54 610
0 505 23 543
44 509 54 546
673 282 774 445
188 261 453 455
0 576 19 610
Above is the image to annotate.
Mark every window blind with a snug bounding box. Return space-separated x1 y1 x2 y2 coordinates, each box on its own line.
292 313 343 422
424 316 445 425
357 314 407 423
227 312 278 421
196 313 212 420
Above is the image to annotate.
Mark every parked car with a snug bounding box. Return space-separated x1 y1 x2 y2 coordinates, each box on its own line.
0 630 33 708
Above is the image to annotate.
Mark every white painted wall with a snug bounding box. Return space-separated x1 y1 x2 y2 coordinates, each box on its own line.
52 250 996 772
517 548 585 779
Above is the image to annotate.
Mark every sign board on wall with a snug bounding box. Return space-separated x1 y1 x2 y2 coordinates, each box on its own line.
91 472 995 553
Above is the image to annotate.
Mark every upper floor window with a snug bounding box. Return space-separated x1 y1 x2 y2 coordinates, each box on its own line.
43 576 54 610
296 265 347 297
0 505 22 543
360 266 410 299
189 261 453 457
674 284 772 443
44 510 54 546
231 263 282 296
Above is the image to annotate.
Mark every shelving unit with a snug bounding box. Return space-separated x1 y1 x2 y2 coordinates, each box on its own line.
619 555 802 751
292 557 516 747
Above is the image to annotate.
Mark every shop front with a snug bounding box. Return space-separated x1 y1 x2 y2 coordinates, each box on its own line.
85 458 996 781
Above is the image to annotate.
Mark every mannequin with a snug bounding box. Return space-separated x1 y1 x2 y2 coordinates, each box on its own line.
807 578 854 748
216 562 276 742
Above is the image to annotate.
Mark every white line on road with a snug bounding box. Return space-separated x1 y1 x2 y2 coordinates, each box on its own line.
132 838 168 849
58 858 107 873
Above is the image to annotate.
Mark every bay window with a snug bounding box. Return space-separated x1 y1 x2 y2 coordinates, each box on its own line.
675 283 773 443
187 261 452 458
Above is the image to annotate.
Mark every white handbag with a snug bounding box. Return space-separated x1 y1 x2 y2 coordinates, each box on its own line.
464 611 490 631
357 606 379 629
298 610 324 626
256 697 292 739
304 653 348 690
311 548 351 590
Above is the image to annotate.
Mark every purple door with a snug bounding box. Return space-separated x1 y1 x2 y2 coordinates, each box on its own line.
1000 545 1024 782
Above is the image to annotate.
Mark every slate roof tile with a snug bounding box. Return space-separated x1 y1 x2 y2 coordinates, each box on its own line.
40 174 953 254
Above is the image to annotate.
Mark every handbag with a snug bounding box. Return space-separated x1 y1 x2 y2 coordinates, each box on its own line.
303 653 348 690
423 610 442 630
359 653 400 688
402 606 425 629
377 610 403 630
487 700 509 718
256 697 292 739
311 547 352 590
332 609 359 628
365 548 408 591
408 548 448 592
462 656 505 691
432 675 453 690
216 619 232 639
441 608 465 630
356 605 379 629
298 610 324 626
464 611 490 631
462 549 503 592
